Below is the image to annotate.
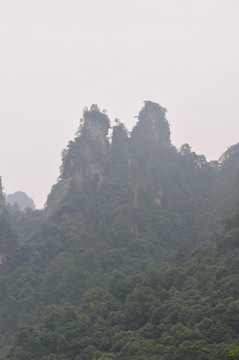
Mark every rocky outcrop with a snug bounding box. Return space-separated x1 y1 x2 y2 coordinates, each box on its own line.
0 177 4 216
46 101 171 215
111 123 129 152
128 102 169 208
82 114 109 150
46 106 110 215
131 101 171 147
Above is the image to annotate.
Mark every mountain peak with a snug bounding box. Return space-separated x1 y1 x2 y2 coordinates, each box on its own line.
80 104 110 146
46 105 110 215
0 177 5 216
131 101 171 147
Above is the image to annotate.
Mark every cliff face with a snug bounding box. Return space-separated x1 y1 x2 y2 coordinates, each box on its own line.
2 101 239 357
111 123 129 151
127 101 171 208
46 105 110 215
82 113 109 148
46 101 172 215
0 178 5 216
131 101 171 147
46 101 175 215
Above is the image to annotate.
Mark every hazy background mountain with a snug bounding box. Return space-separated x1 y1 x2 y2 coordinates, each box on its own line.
6 191 35 210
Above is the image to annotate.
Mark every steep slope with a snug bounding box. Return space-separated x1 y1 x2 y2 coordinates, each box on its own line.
46 105 110 215
0 101 238 355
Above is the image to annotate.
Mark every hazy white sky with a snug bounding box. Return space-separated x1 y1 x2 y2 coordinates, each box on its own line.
0 0 239 208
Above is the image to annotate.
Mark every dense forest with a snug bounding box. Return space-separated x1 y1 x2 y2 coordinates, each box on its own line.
0 101 239 359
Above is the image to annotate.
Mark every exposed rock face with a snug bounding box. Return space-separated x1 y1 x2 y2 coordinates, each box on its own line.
111 123 129 151
0 178 4 216
110 123 130 171
46 101 170 215
46 177 73 215
127 102 169 208
83 116 109 151
131 101 171 147
46 106 110 215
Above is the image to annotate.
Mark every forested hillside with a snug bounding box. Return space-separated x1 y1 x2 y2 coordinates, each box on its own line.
0 101 239 359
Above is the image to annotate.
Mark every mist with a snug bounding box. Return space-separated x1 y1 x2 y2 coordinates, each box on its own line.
0 0 238 207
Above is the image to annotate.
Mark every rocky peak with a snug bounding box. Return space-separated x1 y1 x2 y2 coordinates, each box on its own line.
0 177 5 216
46 105 110 215
111 121 129 152
80 105 110 151
131 101 171 147
46 101 171 216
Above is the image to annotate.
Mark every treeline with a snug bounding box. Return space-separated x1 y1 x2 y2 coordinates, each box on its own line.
2 203 239 359
3 252 239 358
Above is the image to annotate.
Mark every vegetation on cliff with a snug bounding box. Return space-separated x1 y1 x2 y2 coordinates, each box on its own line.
0 101 239 359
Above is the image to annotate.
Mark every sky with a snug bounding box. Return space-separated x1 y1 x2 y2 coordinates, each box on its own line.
0 0 239 208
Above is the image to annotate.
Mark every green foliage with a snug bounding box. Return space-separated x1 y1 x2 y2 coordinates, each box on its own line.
223 340 239 360
0 210 18 252
2 246 239 359
2 101 239 359
214 143 239 218
218 203 239 253
7 204 44 243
